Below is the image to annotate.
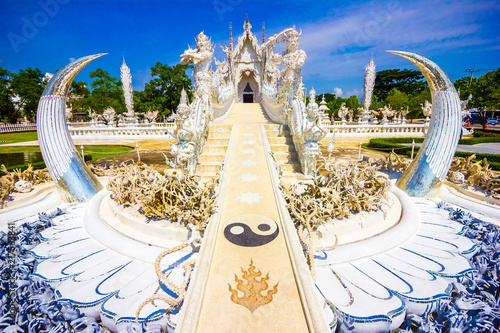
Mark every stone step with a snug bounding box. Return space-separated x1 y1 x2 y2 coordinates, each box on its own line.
195 163 222 174
263 124 286 131
273 152 298 163
198 154 224 163
266 129 291 138
279 161 302 172
207 131 231 139
269 144 296 153
208 125 233 132
205 138 230 146
201 145 228 154
268 136 293 145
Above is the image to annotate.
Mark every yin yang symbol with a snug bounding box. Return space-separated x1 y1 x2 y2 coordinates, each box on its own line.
223 214 279 247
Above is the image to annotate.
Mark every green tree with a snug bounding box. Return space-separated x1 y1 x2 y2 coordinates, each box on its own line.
469 67 500 111
10 67 44 121
87 68 125 114
345 95 361 118
327 95 345 119
369 94 379 111
374 69 426 101
454 76 477 101
67 81 91 121
135 63 192 118
385 88 409 112
408 89 431 120
462 67 500 129
0 67 18 123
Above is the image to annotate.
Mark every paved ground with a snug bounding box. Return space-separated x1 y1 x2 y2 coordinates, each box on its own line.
404 142 500 155
190 104 313 331
457 143 500 155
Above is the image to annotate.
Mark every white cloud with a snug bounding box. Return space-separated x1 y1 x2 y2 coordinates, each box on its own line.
346 89 361 97
334 87 343 97
69 57 75 62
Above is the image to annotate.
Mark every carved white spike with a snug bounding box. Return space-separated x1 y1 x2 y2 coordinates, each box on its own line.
37 54 106 202
388 51 461 197
120 56 135 120
363 57 376 111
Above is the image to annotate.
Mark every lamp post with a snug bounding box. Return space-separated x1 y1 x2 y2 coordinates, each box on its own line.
358 140 362 160
411 139 415 159
135 142 140 162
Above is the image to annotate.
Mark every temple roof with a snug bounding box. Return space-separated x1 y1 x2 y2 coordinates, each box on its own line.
232 15 261 62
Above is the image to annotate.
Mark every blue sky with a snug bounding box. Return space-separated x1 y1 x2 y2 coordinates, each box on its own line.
1 0 499 98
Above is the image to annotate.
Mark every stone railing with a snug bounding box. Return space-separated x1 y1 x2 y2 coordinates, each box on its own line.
0 123 37 133
323 123 428 138
261 81 287 125
69 123 175 139
213 85 236 122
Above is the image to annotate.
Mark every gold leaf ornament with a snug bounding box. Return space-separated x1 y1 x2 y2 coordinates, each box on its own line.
228 260 278 312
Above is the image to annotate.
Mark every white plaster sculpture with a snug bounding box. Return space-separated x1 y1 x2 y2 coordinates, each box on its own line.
421 100 432 122
14 180 33 193
280 27 306 109
88 108 101 127
290 88 326 177
360 57 376 122
338 102 349 122
318 95 330 115
400 107 409 123
36 54 104 202
144 110 158 124
173 33 216 174
121 55 137 124
388 51 462 197
379 105 394 124
102 107 116 126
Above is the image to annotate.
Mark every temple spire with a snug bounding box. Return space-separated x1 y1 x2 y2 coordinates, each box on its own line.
244 13 252 31
262 22 265 43
229 22 233 50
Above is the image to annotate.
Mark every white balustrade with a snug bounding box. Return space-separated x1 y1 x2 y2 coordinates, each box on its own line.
322 122 428 138
0 123 37 133
68 123 175 139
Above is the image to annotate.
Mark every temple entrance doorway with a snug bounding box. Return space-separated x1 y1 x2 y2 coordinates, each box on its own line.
237 72 259 103
243 83 254 103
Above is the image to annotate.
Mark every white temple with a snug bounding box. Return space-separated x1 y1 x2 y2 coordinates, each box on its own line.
223 14 264 103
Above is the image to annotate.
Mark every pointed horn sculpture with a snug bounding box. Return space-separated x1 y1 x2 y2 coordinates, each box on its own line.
387 51 461 197
37 54 107 202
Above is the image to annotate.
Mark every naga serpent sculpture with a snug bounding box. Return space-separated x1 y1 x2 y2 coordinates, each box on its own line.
388 51 461 197
37 54 106 202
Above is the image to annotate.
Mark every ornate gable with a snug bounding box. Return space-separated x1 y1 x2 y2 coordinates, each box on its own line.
232 15 261 62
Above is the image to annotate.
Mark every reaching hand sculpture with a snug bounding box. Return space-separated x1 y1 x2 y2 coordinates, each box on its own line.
280 27 307 108
181 32 214 98
174 32 217 174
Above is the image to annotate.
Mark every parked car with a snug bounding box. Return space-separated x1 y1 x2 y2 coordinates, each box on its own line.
468 114 498 125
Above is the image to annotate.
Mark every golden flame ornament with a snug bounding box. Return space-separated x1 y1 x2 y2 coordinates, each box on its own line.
228 259 278 312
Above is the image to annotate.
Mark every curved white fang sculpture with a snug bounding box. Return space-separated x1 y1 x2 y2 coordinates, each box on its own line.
37 54 106 202
388 51 461 197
